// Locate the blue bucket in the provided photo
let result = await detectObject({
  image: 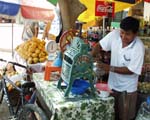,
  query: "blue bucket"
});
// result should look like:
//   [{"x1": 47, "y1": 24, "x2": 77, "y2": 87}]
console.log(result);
[{"x1": 71, "y1": 79, "x2": 90, "y2": 95}]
